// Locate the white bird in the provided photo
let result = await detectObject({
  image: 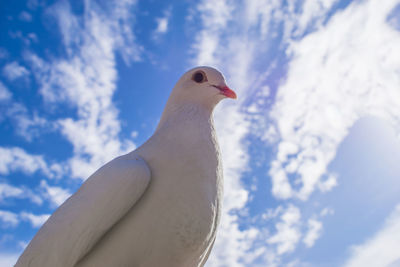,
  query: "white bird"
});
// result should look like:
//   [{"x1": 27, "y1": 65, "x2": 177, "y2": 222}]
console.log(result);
[{"x1": 16, "y1": 66, "x2": 237, "y2": 267}]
